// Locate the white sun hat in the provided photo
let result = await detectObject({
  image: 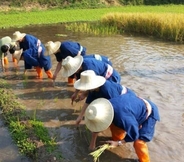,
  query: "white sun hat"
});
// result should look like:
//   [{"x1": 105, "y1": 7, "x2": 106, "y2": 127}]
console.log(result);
[
  {"x1": 74, "y1": 70, "x2": 106, "y2": 91},
  {"x1": 12, "y1": 31, "x2": 26, "y2": 42},
  {"x1": 44, "y1": 41, "x2": 61, "y2": 56},
  {"x1": 12, "y1": 49, "x2": 23, "y2": 63},
  {"x1": 61, "y1": 55, "x2": 83, "y2": 77},
  {"x1": 85, "y1": 98, "x2": 114, "y2": 132}
]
